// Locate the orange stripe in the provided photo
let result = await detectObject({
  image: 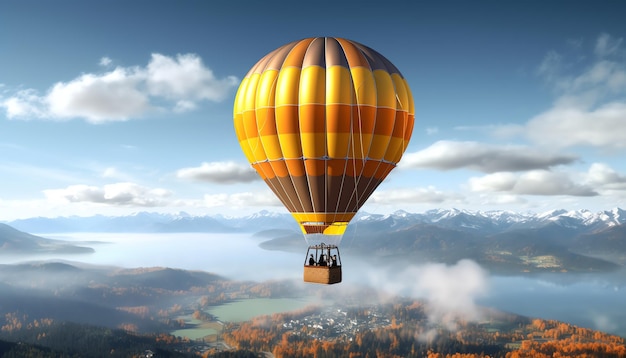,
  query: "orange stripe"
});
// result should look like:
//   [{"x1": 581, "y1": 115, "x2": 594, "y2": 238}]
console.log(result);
[
  {"x1": 326, "y1": 104, "x2": 352, "y2": 132},
  {"x1": 242, "y1": 110, "x2": 259, "y2": 139},
  {"x1": 282, "y1": 38, "x2": 314, "y2": 68},
  {"x1": 327, "y1": 159, "x2": 346, "y2": 176},
  {"x1": 304, "y1": 159, "x2": 325, "y2": 176},
  {"x1": 275, "y1": 106, "x2": 299, "y2": 134},
  {"x1": 256, "y1": 107, "x2": 277, "y2": 136},
  {"x1": 252, "y1": 162, "x2": 273, "y2": 179},
  {"x1": 373, "y1": 108, "x2": 396, "y2": 136},
  {"x1": 270, "y1": 160, "x2": 289, "y2": 177},
  {"x1": 362, "y1": 160, "x2": 380, "y2": 178},
  {"x1": 354, "y1": 105, "x2": 376, "y2": 133},
  {"x1": 285, "y1": 159, "x2": 306, "y2": 177},
  {"x1": 299, "y1": 104, "x2": 326, "y2": 133}
]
